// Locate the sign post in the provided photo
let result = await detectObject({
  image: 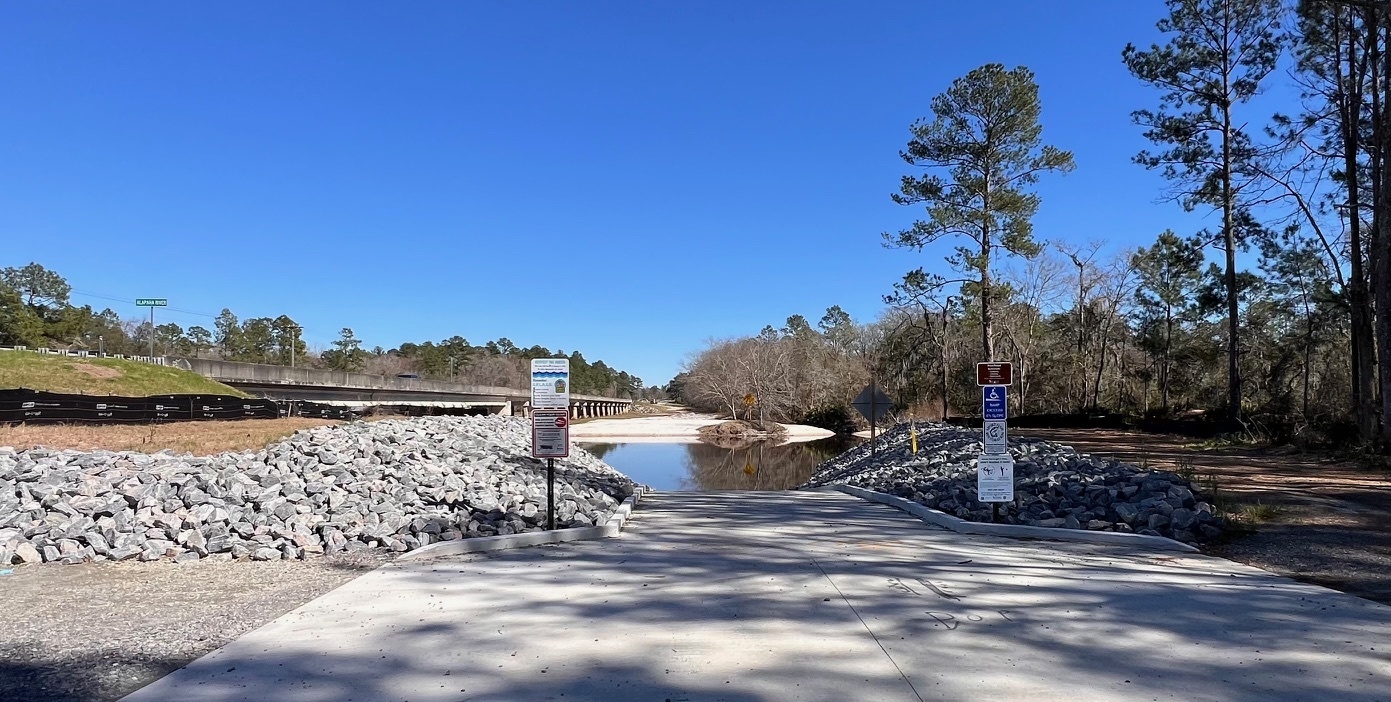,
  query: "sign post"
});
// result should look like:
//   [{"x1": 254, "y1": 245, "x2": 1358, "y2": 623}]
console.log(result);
[
  {"x1": 136, "y1": 298, "x2": 168, "y2": 357},
  {"x1": 530, "y1": 359, "x2": 571, "y2": 530},
  {"x1": 851, "y1": 382, "x2": 893, "y2": 455},
  {"x1": 976, "y1": 361, "x2": 1014, "y2": 522}
]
